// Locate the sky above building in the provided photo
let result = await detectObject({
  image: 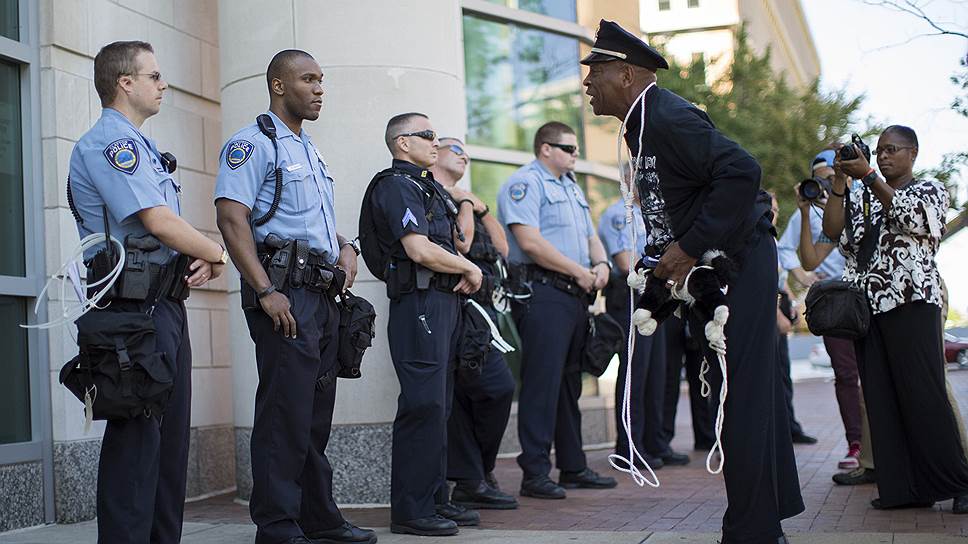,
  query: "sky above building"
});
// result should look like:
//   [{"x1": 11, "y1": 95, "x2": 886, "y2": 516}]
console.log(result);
[
  {"x1": 802, "y1": 0, "x2": 967, "y2": 201},
  {"x1": 802, "y1": 0, "x2": 968, "y2": 318}
]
